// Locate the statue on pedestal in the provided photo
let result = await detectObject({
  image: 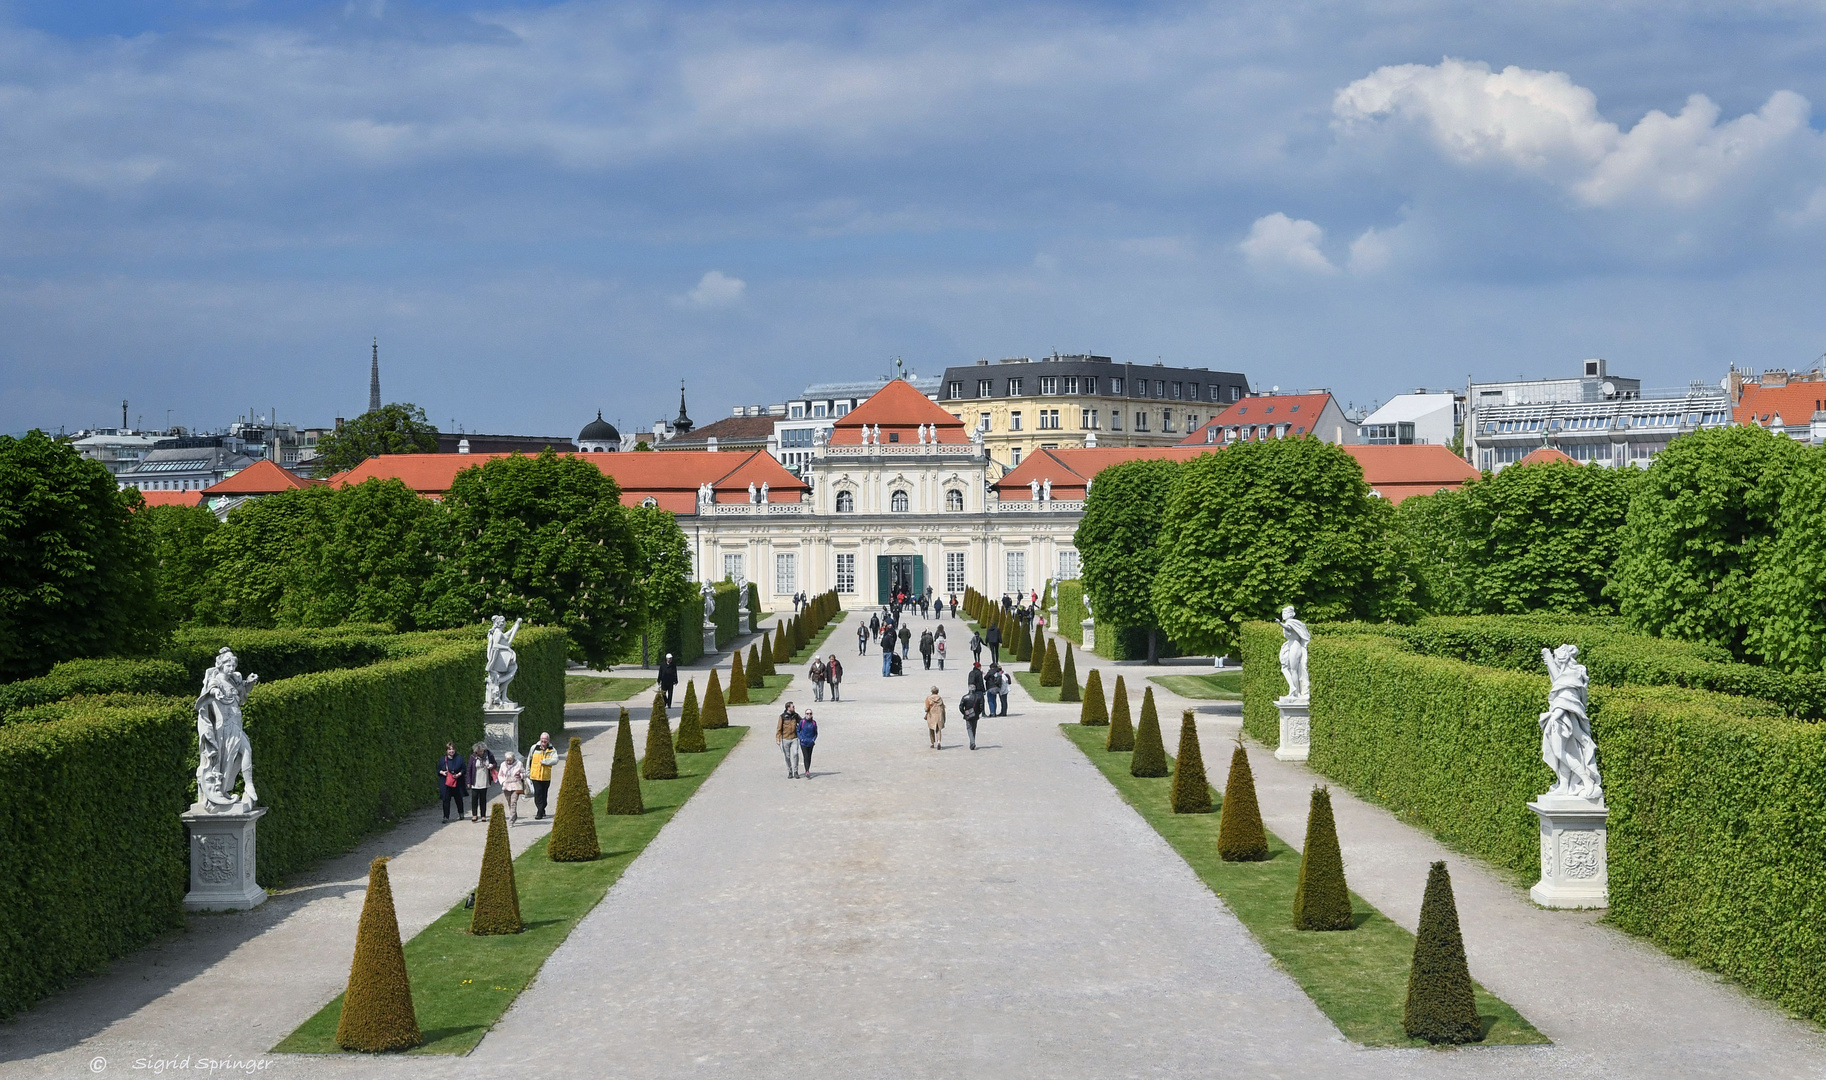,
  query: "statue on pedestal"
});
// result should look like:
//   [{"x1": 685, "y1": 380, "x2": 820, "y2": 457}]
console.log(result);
[
  {"x1": 1540, "y1": 645, "x2": 1602, "y2": 801},
  {"x1": 485, "y1": 615, "x2": 522, "y2": 709},
  {"x1": 1030, "y1": 479, "x2": 1041, "y2": 502},
  {"x1": 702, "y1": 581, "x2": 717, "y2": 623},
  {"x1": 1278, "y1": 606, "x2": 1310, "y2": 701},
  {"x1": 195, "y1": 648, "x2": 258, "y2": 812},
  {"x1": 760, "y1": 481, "x2": 769, "y2": 504},
  {"x1": 1041, "y1": 478, "x2": 1052, "y2": 502}
]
